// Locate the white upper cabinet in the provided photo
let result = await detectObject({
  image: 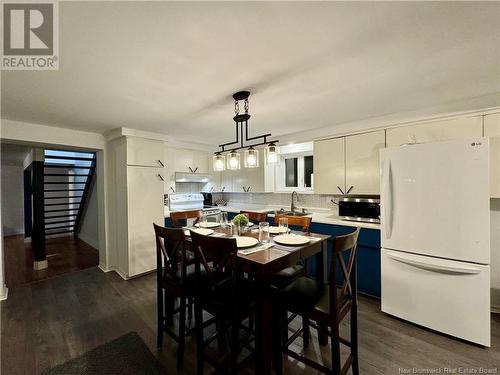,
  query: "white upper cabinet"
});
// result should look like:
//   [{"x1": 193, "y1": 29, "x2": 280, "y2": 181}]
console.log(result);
[
  {"x1": 345, "y1": 130, "x2": 385, "y2": 194},
  {"x1": 484, "y1": 113, "x2": 500, "y2": 198},
  {"x1": 219, "y1": 152, "x2": 266, "y2": 193},
  {"x1": 314, "y1": 137, "x2": 345, "y2": 194},
  {"x1": 386, "y1": 116, "x2": 482, "y2": 147},
  {"x1": 192, "y1": 150, "x2": 209, "y2": 174},
  {"x1": 126, "y1": 137, "x2": 164, "y2": 168}
]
